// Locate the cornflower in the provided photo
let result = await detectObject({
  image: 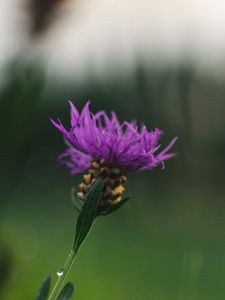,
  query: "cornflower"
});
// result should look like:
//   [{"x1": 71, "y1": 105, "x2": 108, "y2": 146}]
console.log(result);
[{"x1": 51, "y1": 101, "x2": 177, "y2": 213}]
